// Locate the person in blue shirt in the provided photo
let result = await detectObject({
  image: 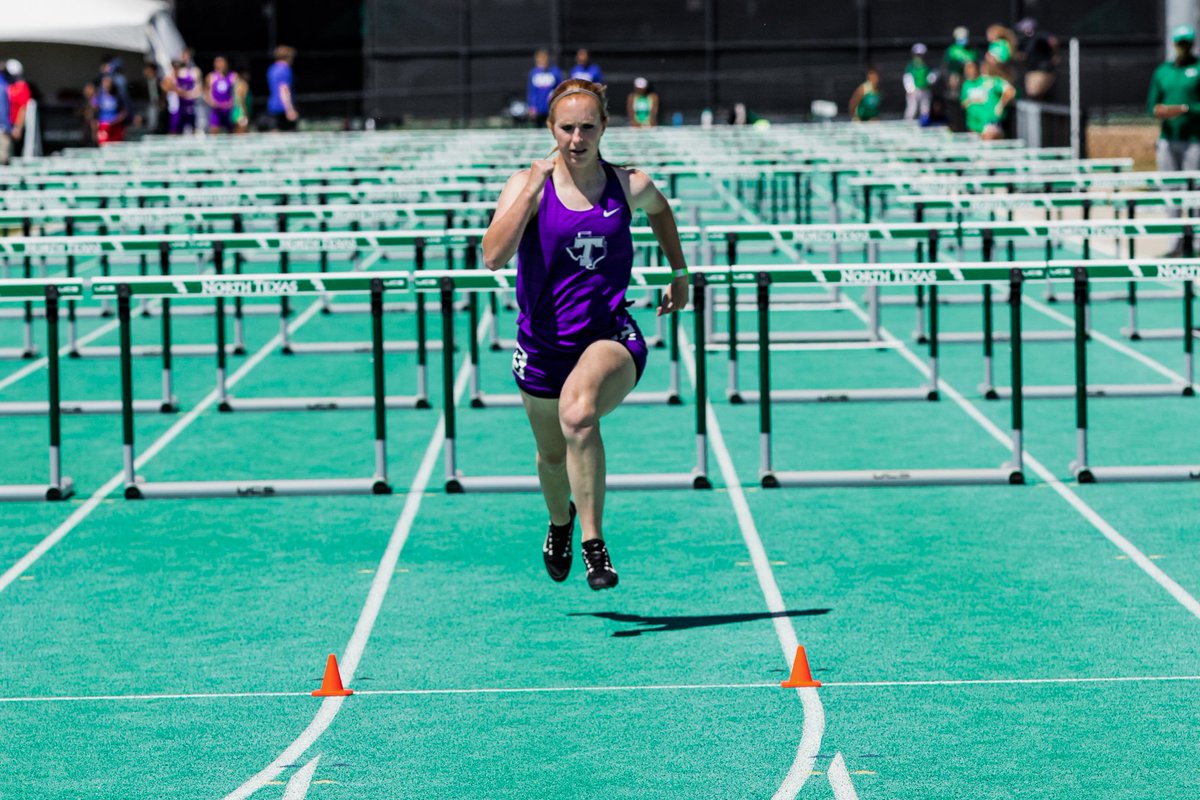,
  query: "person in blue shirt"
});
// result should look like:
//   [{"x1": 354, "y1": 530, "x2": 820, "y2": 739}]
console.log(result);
[
  {"x1": 91, "y1": 73, "x2": 128, "y2": 145},
  {"x1": 265, "y1": 45, "x2": 298, "y2": 132},
  {"x1": 569, "y1": 49, "x2": 602, "y2": 84},
  {"x1": 526, "y1": 49, "x2": 562, "y2": 126}
]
